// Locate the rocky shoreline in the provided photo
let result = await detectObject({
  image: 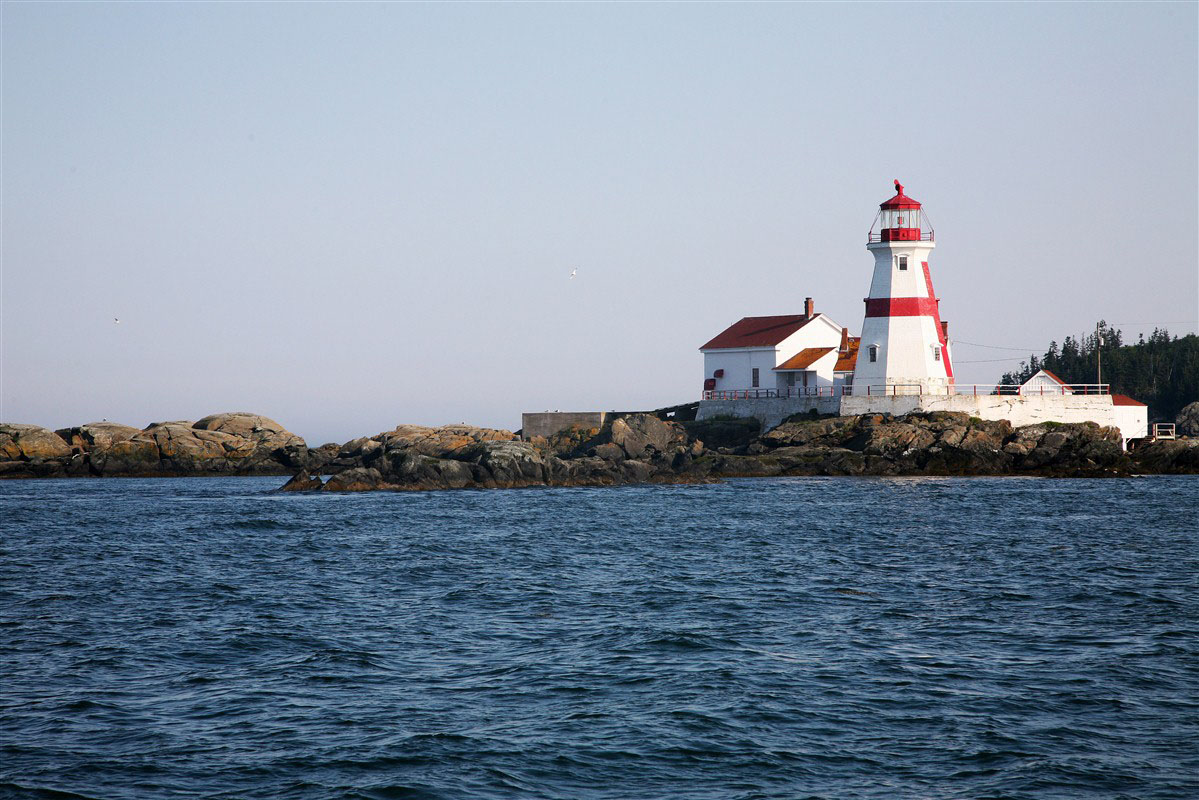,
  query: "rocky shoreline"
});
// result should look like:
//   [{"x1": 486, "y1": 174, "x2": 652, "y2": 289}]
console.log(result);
[
  {"x1": 3, "y1": 409, "x2": 1197, "y2": 487},
  {"x1": 0, "y1": 413, "x2": 310, "y2": 479}
]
